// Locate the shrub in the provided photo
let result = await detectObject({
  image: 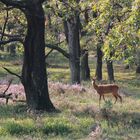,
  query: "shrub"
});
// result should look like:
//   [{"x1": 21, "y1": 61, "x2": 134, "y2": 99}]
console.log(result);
[
  {"x1": 3, "y1": 120, "x2": 36, "y2": 135},
  {"x1": 43, "y1": 118, "x2": 72, "y2": 135}
]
